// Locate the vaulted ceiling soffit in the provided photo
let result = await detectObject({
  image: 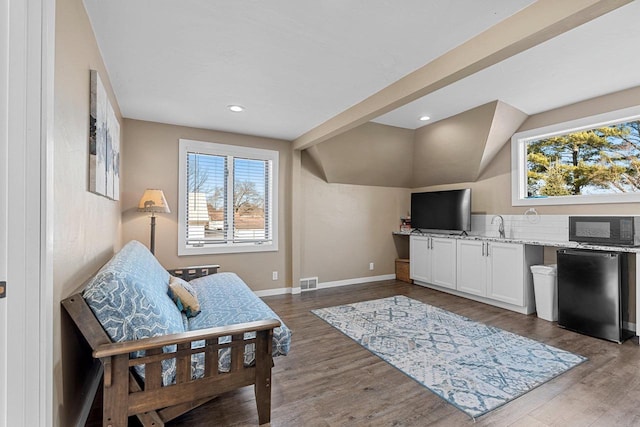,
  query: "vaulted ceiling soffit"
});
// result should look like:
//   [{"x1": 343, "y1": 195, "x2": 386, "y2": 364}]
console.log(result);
[
  {"x1": 307, "y1": 100, "x2": 526, "y2": 188},
  {"x1": 412, "y1": 100, "x2": 527, "y2": 187}
]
